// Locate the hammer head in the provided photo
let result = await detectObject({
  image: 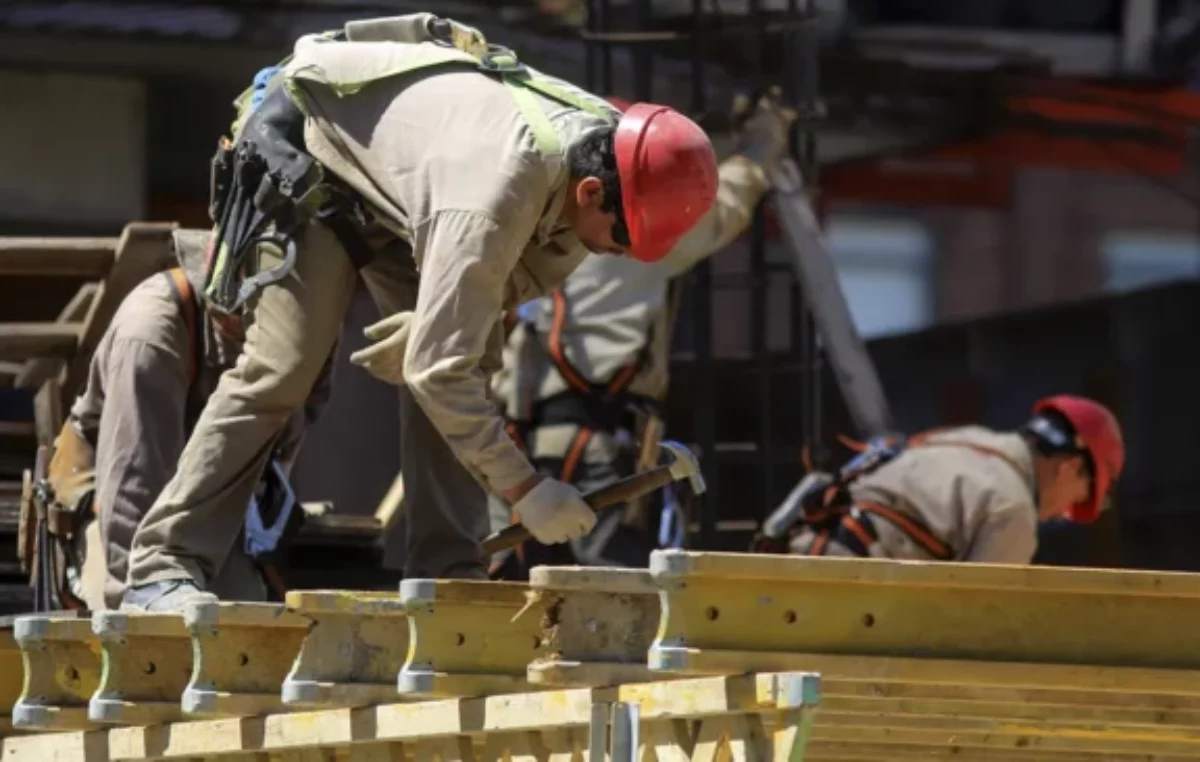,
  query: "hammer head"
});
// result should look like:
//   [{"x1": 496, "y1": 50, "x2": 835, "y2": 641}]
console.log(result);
[{"x1": 660, "y1": 440, "x2": 706, "y2": 495}]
